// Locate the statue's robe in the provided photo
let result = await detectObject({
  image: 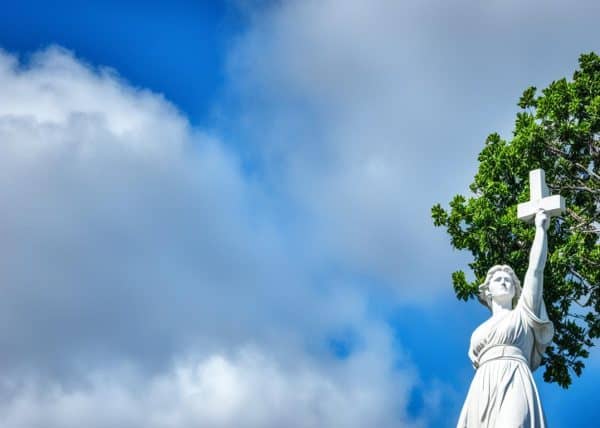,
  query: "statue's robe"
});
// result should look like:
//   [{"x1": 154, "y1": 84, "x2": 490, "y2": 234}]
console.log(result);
[{"x1": 457, "y1": 297, "x2": 554, "y2": 428}]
